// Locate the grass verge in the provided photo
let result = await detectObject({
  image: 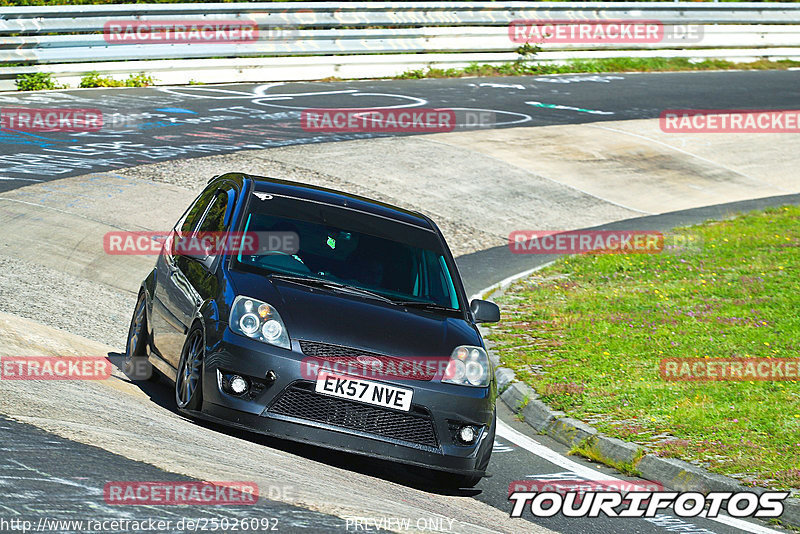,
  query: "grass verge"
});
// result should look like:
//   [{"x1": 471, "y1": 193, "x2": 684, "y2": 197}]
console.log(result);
[
  {"x1": 13, "y1": 57, "x2": 800, "y2": 92},
  {"x1": 486, "y1": 206, "x2": 800, "y2": 491},
  {"x1": 395, "y1": 57, "x2": 800, "y2": 79},
  {"x1": 79, "y1": 72, "x2": 155, "y2": 88},
  {"x1": 569, "y1": 440, "x2": 646, "y2": 478}
]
